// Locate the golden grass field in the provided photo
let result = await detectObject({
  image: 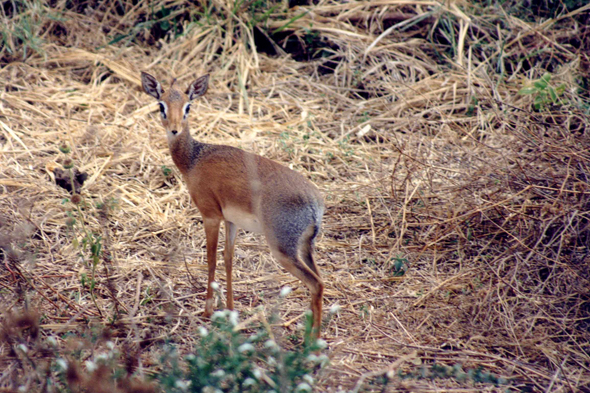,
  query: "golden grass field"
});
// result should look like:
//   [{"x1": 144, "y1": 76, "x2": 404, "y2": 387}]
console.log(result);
[{"x1": 1, "y1": 1, "x2": 589, "y2": 391}]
